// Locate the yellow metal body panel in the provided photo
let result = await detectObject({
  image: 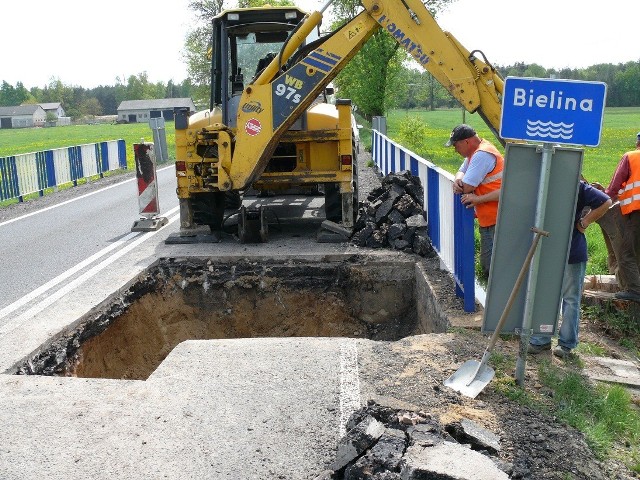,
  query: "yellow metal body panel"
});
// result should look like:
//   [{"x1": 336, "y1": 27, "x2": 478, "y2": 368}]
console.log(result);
[{"x1": 228, "y1": 13, "x2": 378, "y2": 191}]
